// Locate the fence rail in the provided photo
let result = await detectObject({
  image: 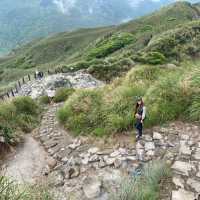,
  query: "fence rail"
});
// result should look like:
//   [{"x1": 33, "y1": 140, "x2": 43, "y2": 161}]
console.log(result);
[{"x1": 0, "y1": 68, "x2": 64, "y2": 102}]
